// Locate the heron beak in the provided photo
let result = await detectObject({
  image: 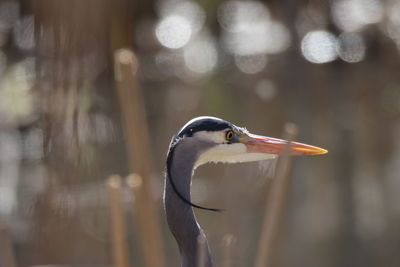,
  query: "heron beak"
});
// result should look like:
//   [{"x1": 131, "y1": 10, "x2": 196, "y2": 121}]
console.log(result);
[{"x1": 240, "y1": 133, "x2": 328, "y2": 156}]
